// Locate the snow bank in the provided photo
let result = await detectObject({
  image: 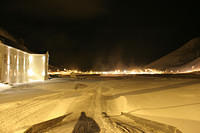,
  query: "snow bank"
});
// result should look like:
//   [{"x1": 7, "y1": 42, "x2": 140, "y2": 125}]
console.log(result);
[{"x1": 0, "y1": 83, "x2": 11, "y2": 92}]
